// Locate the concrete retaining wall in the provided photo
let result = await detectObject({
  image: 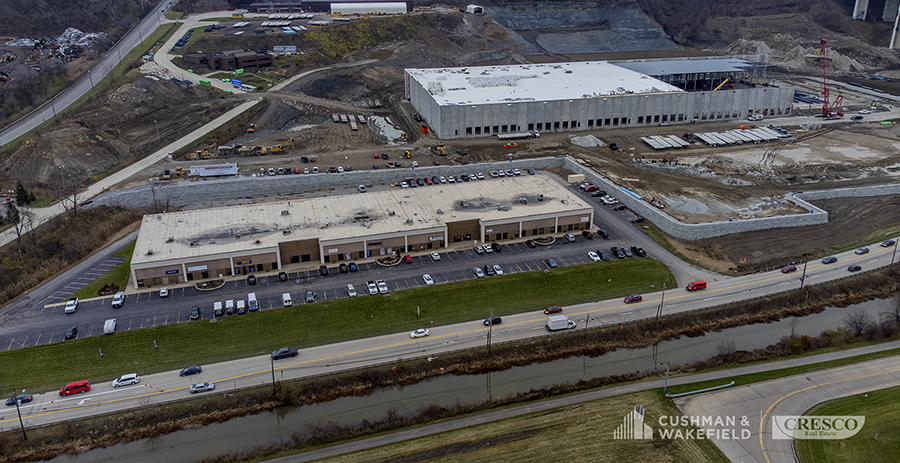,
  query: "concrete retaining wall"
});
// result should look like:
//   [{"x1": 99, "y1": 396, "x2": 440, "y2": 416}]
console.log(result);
[{"x1": 89, "y1": 155, "x2": 898, "y2": 241}]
